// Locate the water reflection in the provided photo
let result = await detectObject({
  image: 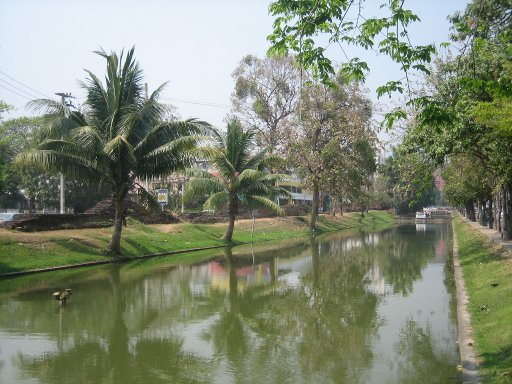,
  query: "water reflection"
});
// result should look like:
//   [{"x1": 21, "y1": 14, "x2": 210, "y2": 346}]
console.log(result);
[
  {"x1": 0, "y1": 223, "x2": 460, "y2": 383},
  {"x1": 395, "y1": 319, "x2": 460, "y2": 384}
]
